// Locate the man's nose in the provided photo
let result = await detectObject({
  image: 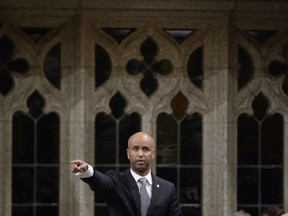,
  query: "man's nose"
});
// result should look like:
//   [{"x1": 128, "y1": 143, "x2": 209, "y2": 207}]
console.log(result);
[{"x1": 138, "y1": 149, "x2": 144, "y2": 156}]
